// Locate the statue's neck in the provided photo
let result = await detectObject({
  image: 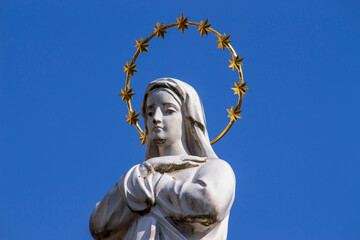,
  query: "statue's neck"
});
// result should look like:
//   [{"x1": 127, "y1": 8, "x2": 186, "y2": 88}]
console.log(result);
[{"x1": 157, "y1": 139, "x2": 189, "y2": 156}]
